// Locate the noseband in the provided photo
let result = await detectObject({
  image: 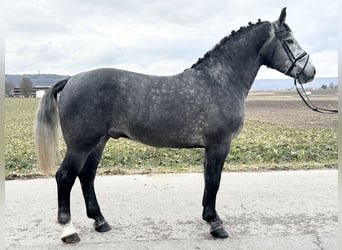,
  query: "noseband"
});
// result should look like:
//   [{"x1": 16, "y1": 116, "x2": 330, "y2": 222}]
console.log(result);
[{"x1": 275, "y1": 26, "x2": 338, "y2": 114}]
